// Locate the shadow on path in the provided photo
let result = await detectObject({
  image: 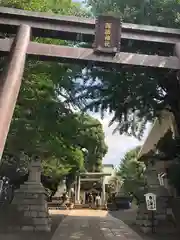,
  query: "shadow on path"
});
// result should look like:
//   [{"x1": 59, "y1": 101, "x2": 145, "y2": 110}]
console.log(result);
[
  {"x1": 0, "y1": 209, "x2": 69, "y2": 240},
  {"x1": 109, "y1": 209, "x2": 179, "y2": 240}
]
